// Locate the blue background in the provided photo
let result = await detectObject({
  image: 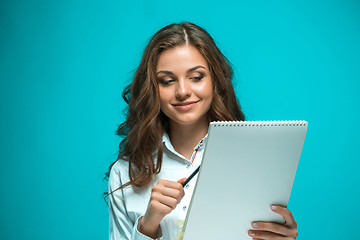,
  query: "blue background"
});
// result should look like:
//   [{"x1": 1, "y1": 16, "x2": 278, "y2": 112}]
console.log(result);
[{"x1": 1, "y1": 0, "x2": 359, "y2": 239}]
